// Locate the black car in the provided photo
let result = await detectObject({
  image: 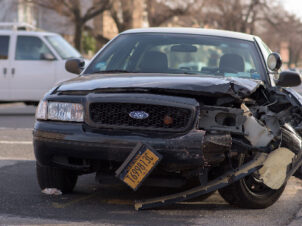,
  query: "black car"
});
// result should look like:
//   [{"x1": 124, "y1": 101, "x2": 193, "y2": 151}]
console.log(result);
[{"x1": 34, "y1": 28, "x2": 302, "y2": 210}]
